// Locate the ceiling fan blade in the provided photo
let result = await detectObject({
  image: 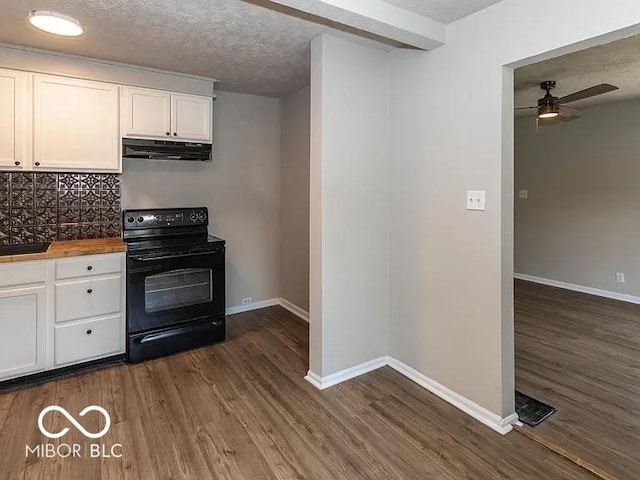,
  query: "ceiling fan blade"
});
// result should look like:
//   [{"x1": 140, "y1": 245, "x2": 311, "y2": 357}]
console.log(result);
[
  {"x1": 514, "y1": 106, "x2": 537, "y2": 110},
  {"x1": 557, "y1": 83, "x2": 618, "y2": 104},
  {"x1": 559, "y1": 105, "x2": 581, "y2": 118}
]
